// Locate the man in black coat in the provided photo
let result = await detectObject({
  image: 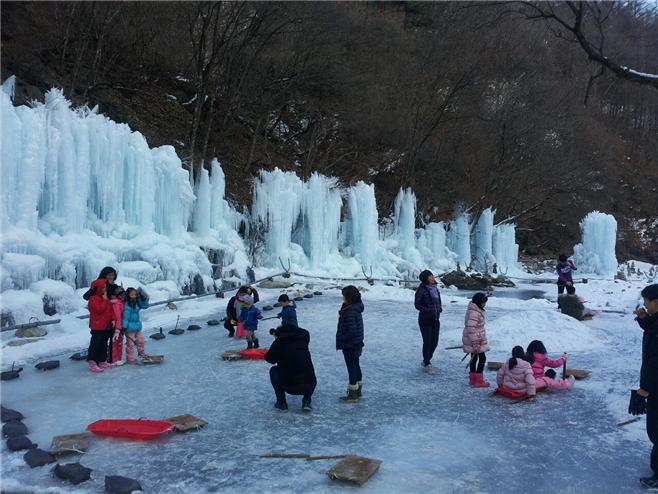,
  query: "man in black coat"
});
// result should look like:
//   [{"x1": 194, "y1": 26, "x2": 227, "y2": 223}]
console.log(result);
[
  {"x1": 415, "y1": 269, "x2": 442, "y2": 374},
  {"x1": 632, "y1": 284, "x2": 658, "y2": 489},
  {"x1": 264, "y1": 325, "x2": 317, "y2": 412}
]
